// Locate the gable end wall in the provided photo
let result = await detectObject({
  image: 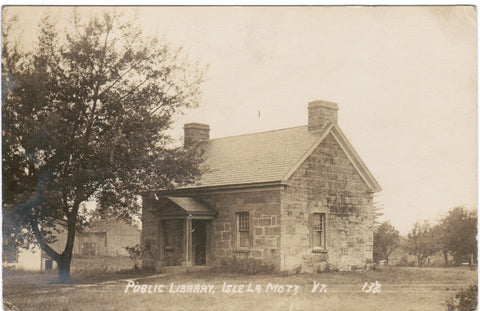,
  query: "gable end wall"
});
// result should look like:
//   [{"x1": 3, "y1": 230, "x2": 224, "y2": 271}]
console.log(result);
[{"x1": 280, "y1": 133, "x2": 374, "y2": 272}]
